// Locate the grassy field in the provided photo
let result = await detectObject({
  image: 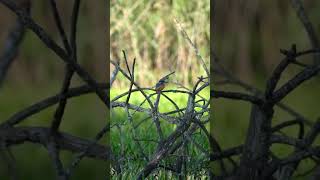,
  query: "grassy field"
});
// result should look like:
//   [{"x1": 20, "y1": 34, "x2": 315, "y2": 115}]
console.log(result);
[
  {"x1": 110, "y1": 86, "x2": 210, "y2": 179},
  {"x1": 111, "y1": 0, "x2": 210, "y2": 88}
]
